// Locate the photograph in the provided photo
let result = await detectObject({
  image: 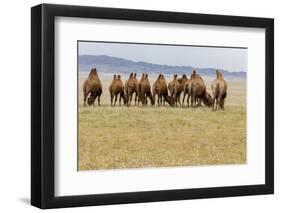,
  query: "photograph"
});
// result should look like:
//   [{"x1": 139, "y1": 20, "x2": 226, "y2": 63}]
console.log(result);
[
  {"x1": 30, "y1": 3, "x2": 274, "y2": 209},
  {"x1": 78, "y1": 41, "x2": 247, "y2": 171}
]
